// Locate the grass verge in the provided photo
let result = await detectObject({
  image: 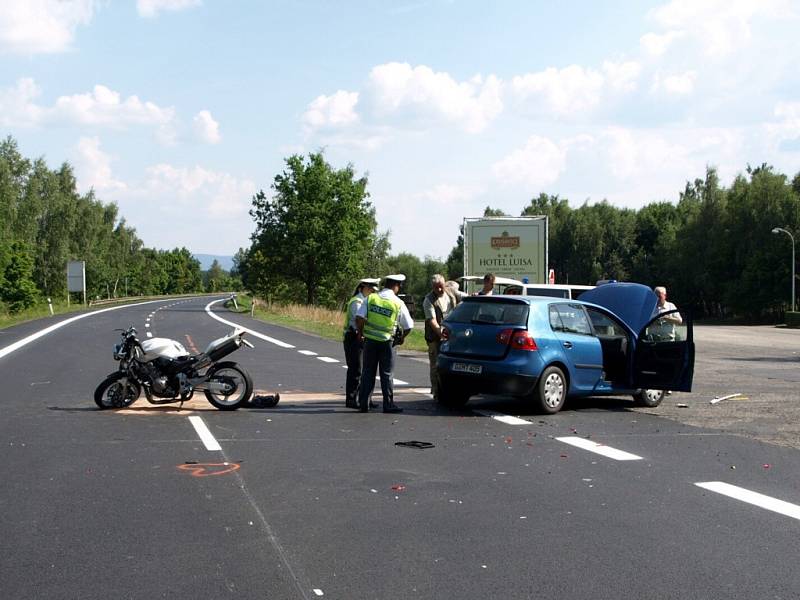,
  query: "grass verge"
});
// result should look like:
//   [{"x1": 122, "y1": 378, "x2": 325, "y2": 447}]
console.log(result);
[{"x1": 241, "y1": 295, "x2": 428, "y2": 352}]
